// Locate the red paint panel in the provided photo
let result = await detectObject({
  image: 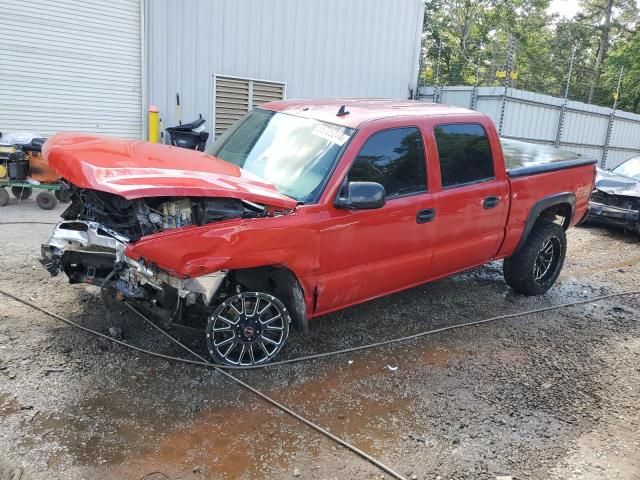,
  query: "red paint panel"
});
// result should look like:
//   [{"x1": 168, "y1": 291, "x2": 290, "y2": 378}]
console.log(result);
[
  {"x1": 43, "y1": 133, "x2": 297, "y2": 209},
  {"x1": 496, "y1": 164, "x2": 595, "y2": 258}
]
